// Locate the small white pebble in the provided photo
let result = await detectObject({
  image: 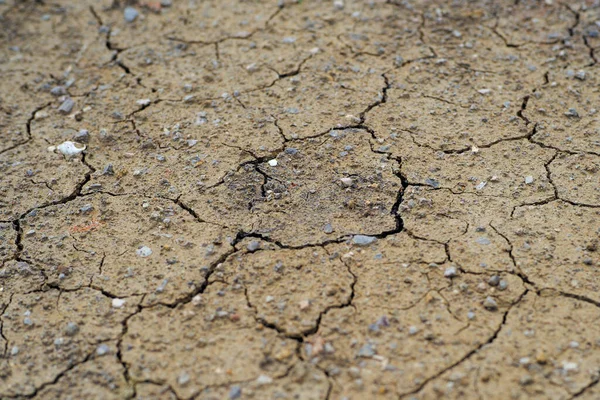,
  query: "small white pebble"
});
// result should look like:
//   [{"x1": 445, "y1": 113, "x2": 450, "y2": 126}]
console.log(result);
[
  {"x1": 136, "y1": 246, "x2": 152, "y2": 257},
  {"x1": 112, "y1": 298, "x2": 126, "y2": 308}
]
